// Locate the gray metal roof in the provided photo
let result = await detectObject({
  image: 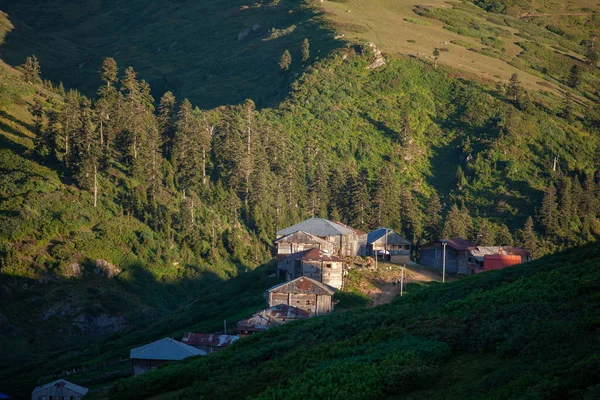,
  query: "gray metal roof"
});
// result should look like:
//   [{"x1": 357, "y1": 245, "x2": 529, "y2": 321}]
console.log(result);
[
  {"x1": 266, "y1": 276, "x2": 337, "y2": 296},
  {"x1": 276, "y1": 218, "x2": 355, "y2": 237},
  {"x1": 130, "y1": 337, "x2": 206, "y2": 361},
  {"x1": 367, "y1": 228, "x2": 410, "y2": 245},
  {"x1": 32, "y1": 379, "x2": 88, "y2": 396}
]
